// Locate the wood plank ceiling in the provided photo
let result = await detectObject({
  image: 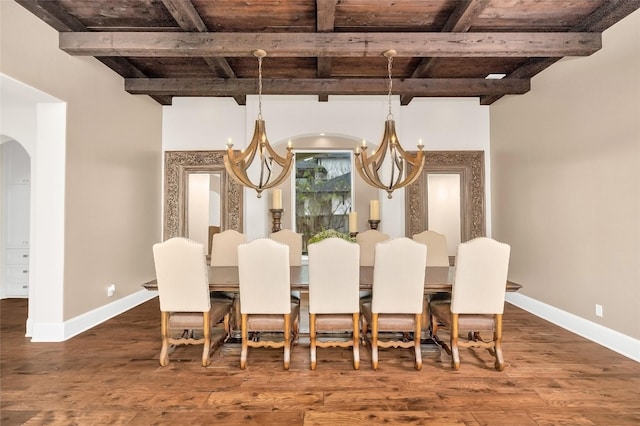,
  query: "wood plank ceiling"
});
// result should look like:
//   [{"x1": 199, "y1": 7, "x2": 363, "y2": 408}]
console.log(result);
[{"x1": 16, "y1": 0, "x2": 640, "y2": 106}]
